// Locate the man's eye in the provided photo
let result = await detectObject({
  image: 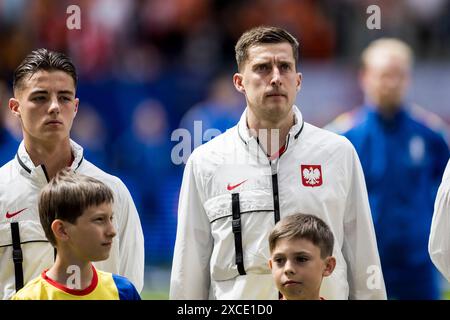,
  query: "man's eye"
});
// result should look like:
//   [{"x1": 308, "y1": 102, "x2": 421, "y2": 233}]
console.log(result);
[
  {"x1": 32, "y1": 96, "x2": 46, "y2": 102},
  {"x1": 296, "y1": 256, "x2": 308, "y2": 263},
  {"x1": 60, "y1": 96, "x2": 71, "y2": 102},
  {"x1": 256, "y1": 65, "x2": 269, "y2": 72},
  {"x1": 280, "y1": 64, "x2": 291, "y2": 71}
]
